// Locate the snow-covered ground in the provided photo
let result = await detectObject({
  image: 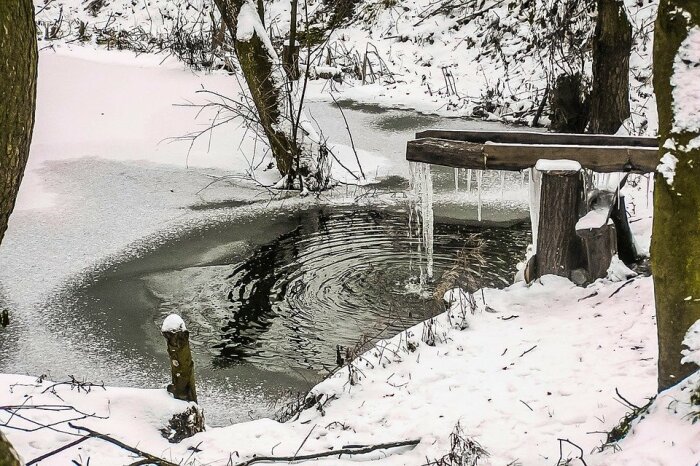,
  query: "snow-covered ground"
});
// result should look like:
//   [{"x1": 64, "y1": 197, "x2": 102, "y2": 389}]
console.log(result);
[{"x1": 3, "y1": 272, "x2": 699, "y2": 465}]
